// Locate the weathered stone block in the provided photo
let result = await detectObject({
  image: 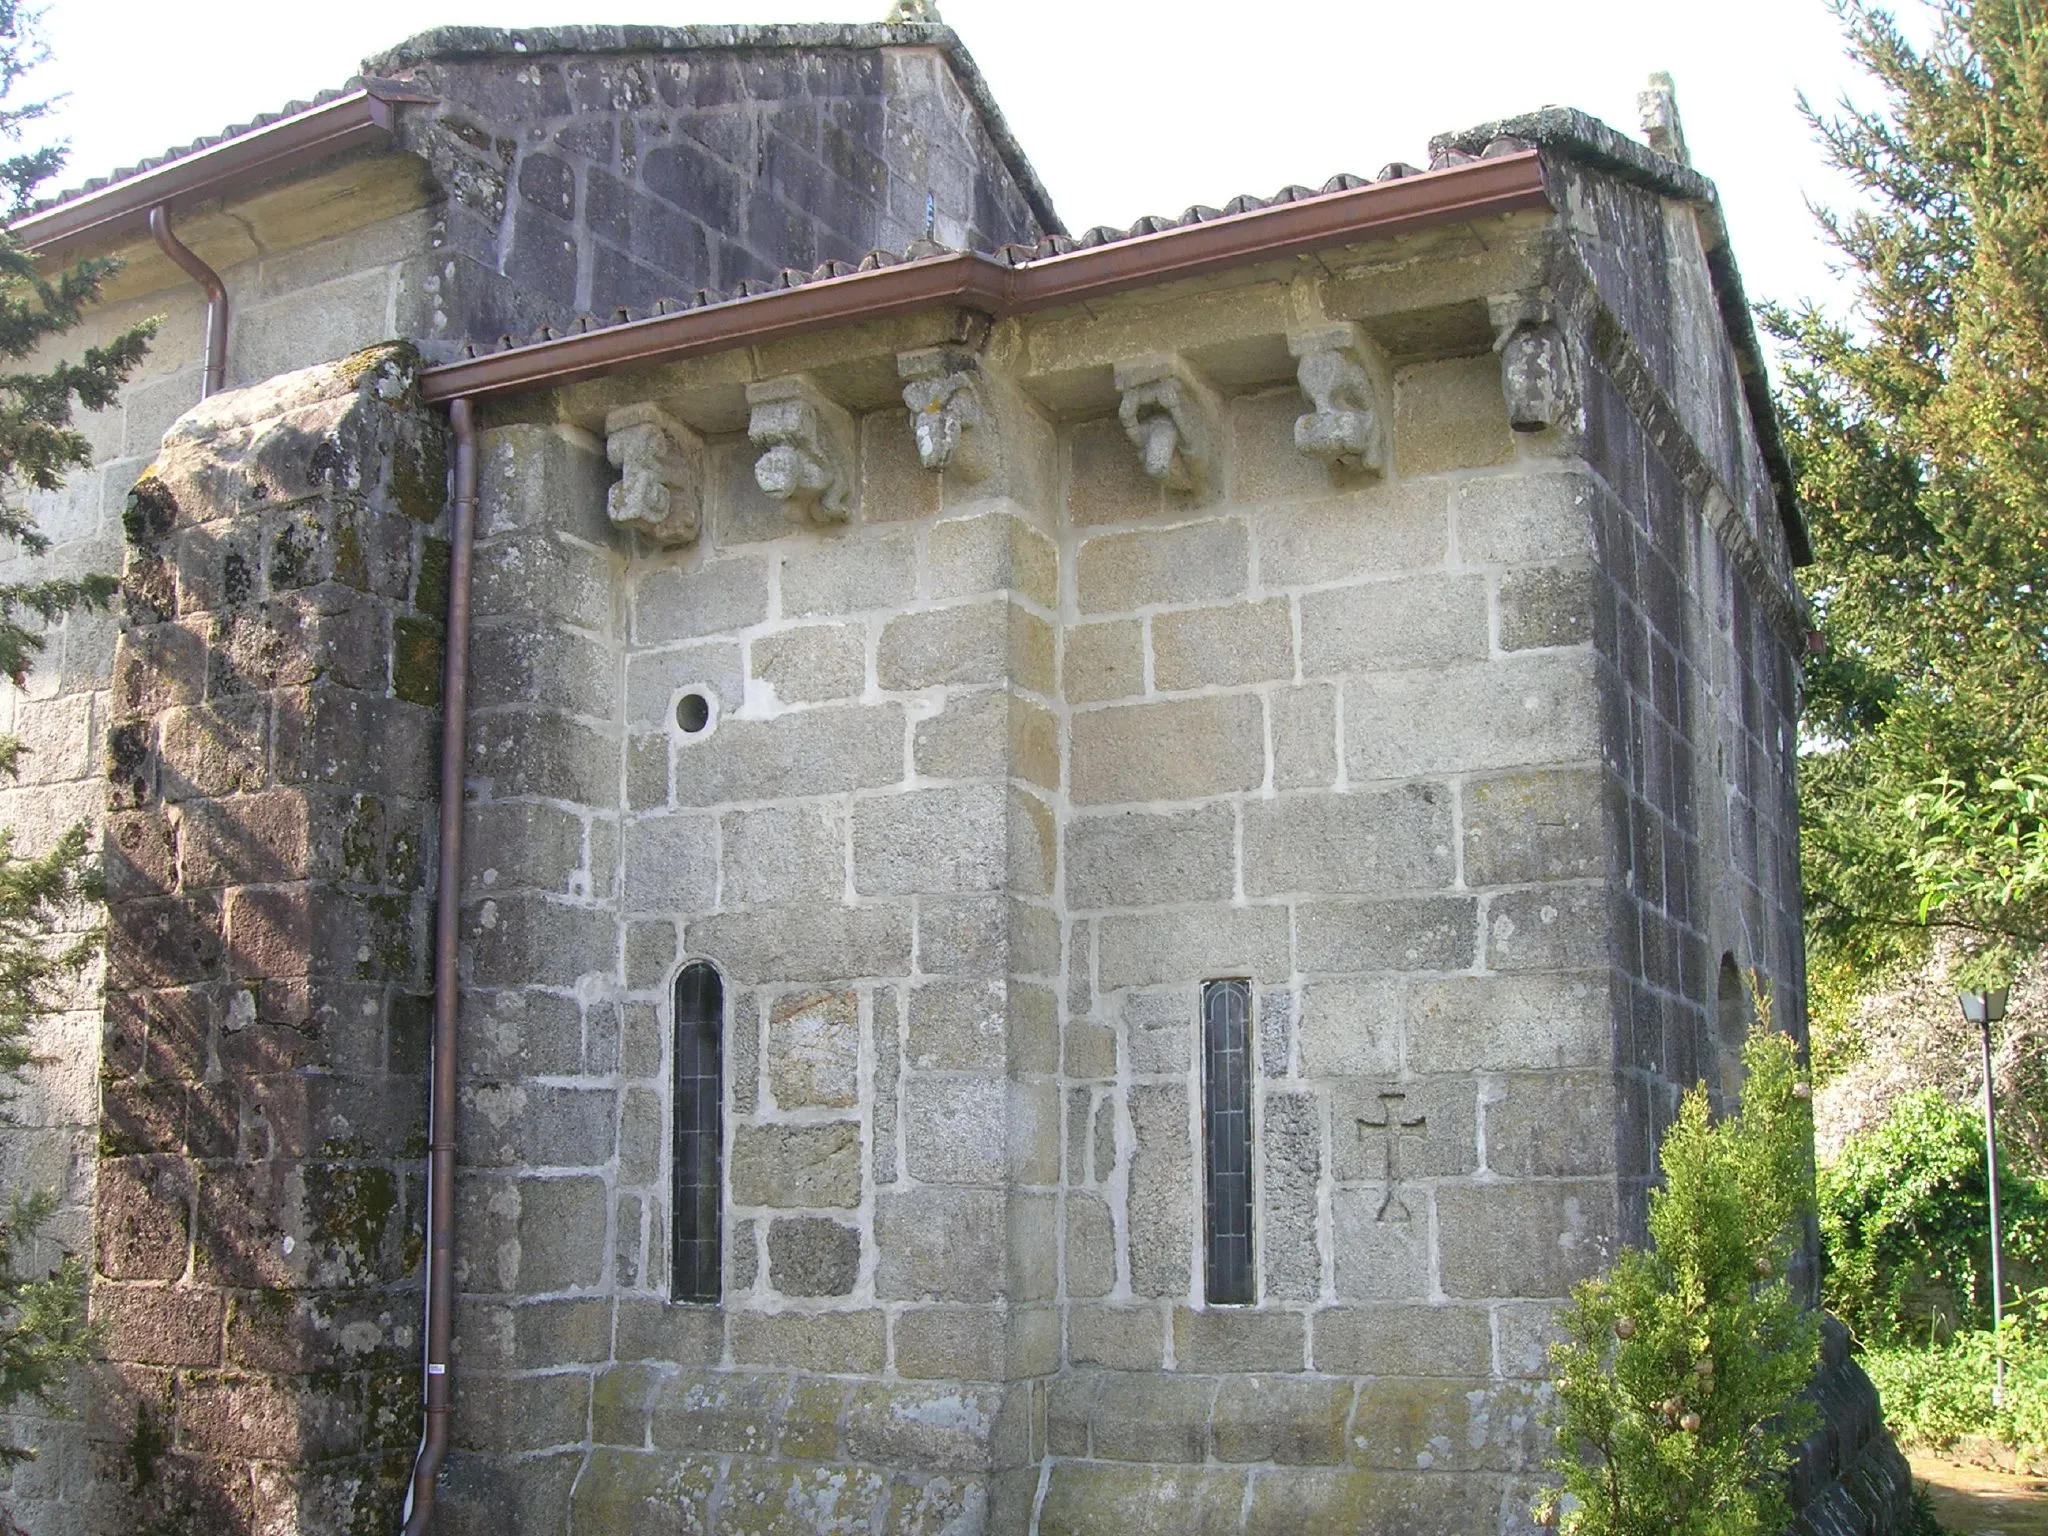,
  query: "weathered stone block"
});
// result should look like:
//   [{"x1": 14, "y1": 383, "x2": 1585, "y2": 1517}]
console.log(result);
[
  {"x1": 1152, "y1": 597, "x2": 1294, "y2": 690},
  {"x1": 1172, "y1": 1307, "x2": 1305, "y2": 1372},
  {"x1": 1330, "y1": 1188, "x2": 1432, "y2": 1300},
  {"x1": 1462, "y1": 767, "x2": 1607, "y2": 888},
  {"x1": 1407, "y1": 972, "x2": 1611, "y2": 1073},
  {"x1": 926, "y1": 510, "x2": 1058, "y2": 610},
  {"x1": 893, "y1": 1306, "x2": 1005, "y2": 1381},
  {"x1": 1312, "y1": 1303, "x2": 1492, "y2": 1376},
  {"x1": 1344, "y1": 652, "x2": 1600, "y2": 780},
  {"x1": 622, "y1": 812, "x2": 718, "y2": 913},
  {"x1": 673, "y1": 701, "x2": 905, "y2": 806},
  {"x1": 903, "y1": 1074, "x2": 1005, "y2": 1185},
  {"x1": 1436, "y1": 1180, "x2": 1616, "y2": 1298},
  {"x1": 1127, "y1": 1083, "x2": 1192, "y2": 1299},
  {"x1": 766, "y1": 989, "x2": 860, "y2": 1109},
  {"x1": 780, "y1": 532, "x2": 916, "y2": 617},
  {"x1": 1455, "y1": 470, "x2": 1599, "y2": 566},
  {"x1": 906, "y1": 978, "x2": 1004, "y2": 1072},
  {"x1": 1349, "y1": 1377, "x2": 1548, "y2": 1473},
  {"x1": 842, "y1": 1381, "x2": 999, "y2": 1472},
  {"x1": 1486, "y1": 882, "x2": 1613, "y2": 971},
  {"x1": 1075, "y1": 519, "x2": 1248, "y2": 614},
  {"x1": 1091, "y1": 1372, "x2": 1217, "y2": 1463},
  {"x1": 1242, "y1": 784, "x2": 1453, "y2": 897},
  {"x1": 1296, "y1": 896, "x2": 1477, "y2": 973},
  {"x1": 1299, "y1": 574, "x2": 1489, "y2": 675},
  {"x1": 1038, "y1": 1463, "x2": 1247, "y2": 1536},
  {"x1": 1256, "y1": 480, "x2": 1450, "y2": 587},
  {"x1": 730, "y1": 1121, "x2": 862, "y2": 1208},
  {"x1": 1501, "y1": 564, "x2": 1595, "y2": 650},
  {"x1": 767, "y1": 1215, "x2": 862, "y2": 1296},
  {"x1": 1211, "y1": 1375, "x2": 1353, "y2": 1465},
  {"x1": 876, "y1": 1186, "x2": 1004, "y2": 1302},
  {"x1": 1065, "y1": 1195, "x2": 1117, "y2": 1300},
  {"x1": 1483, "y1": 1072, "x2": 1618, "y2": 1177},
  {"x1": 1072, "y1": 693, "x2": 1263, "y2": 806},
  {"x1": 1294, "y1": 977, "x2": 1401, "y2": 1077},
  {"x1": 568, "y1": 1447, "x2": 718, "y2": 1535},
  {"x1": 1065, "y1": 806, "x2": 1234, "y2": 911},
  {"x1": 729, "y1": 1308, "x2": 886, "y2": 1372},
  {"x1": 1065, "y1": 618, "x2": 1145, "y2": 704},
  {"x1": 1260, "y1": 1086, "x2": 1323, "y2": 1302},
  {"x1": 633, "y1": 554, "x2": 771, "y2": 644},
  {"x1": 1394, "y1": 355, "x2": 1516, "y2": 474},
  {"x1": 1098, "y1": 904, "x2": 1289, "y2": 992},
  {"x1": 752, "y1": 621, "x2": 867, "y2": 703},
  {"x1": 853, "y1": 783, "x2": 1007, "y2": 895},
  {"x1": 720, "y1": 802, "x2": 845, "y2": 908},
  {"x1": 1121, "y1": 988, "x2": 1194, "y2": 1075},
  {"x1": 686, "y1": 902, "x2": 911, "y2": 984}
]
